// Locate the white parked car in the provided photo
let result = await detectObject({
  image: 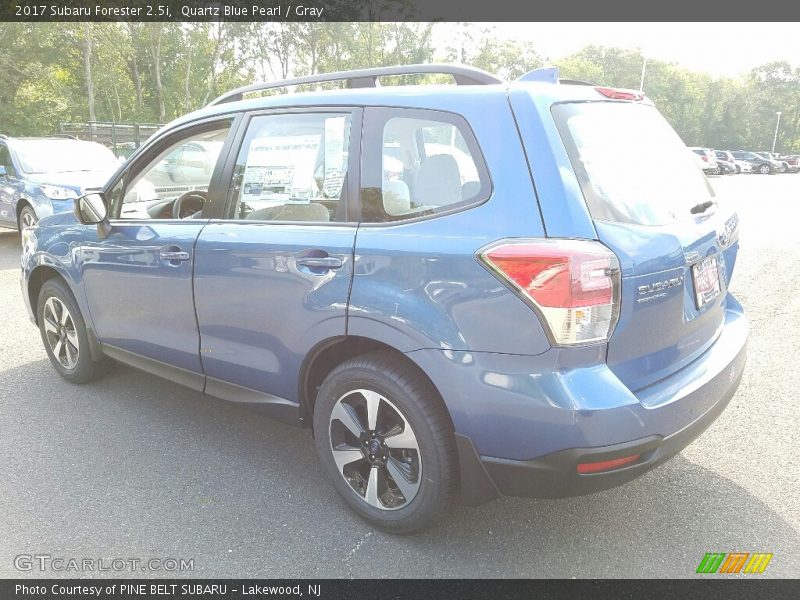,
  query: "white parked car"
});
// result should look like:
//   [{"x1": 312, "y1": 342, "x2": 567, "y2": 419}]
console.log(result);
[{"x1": 688, "y1": 147, "x2": 718, "y2": 174}]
